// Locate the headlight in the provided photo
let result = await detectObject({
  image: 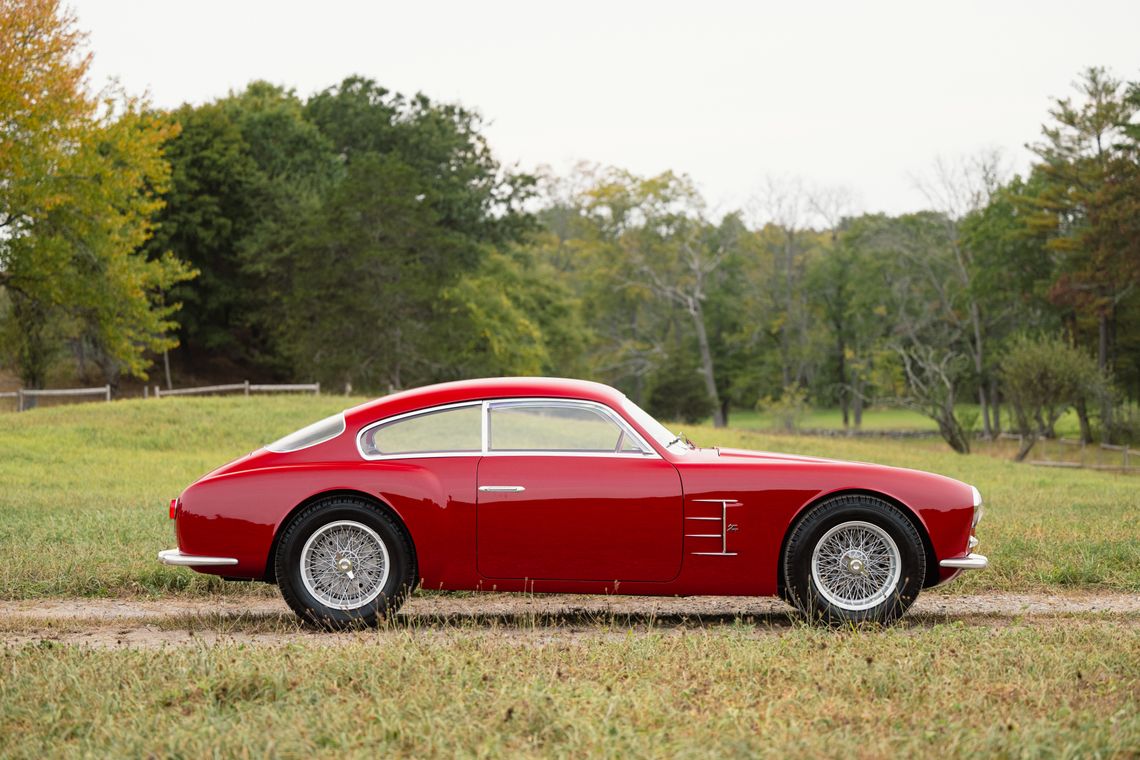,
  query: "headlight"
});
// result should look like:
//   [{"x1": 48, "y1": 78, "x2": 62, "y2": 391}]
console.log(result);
[{"x1": 970, "y1": 486, "x2": 983, "y2": 529}]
